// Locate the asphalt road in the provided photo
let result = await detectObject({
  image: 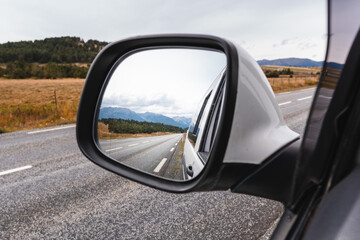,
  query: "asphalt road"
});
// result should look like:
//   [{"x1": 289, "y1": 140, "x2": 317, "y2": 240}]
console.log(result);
[
  {"x1": 276, "y1": 87, "x2": 315, "y2": 135},
  {"x1": 0, "y1": 88, "x2": 315, "y2": 239},
  {"x1": 99, "y1": 134, "x2": 183, "y2": 178}
]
